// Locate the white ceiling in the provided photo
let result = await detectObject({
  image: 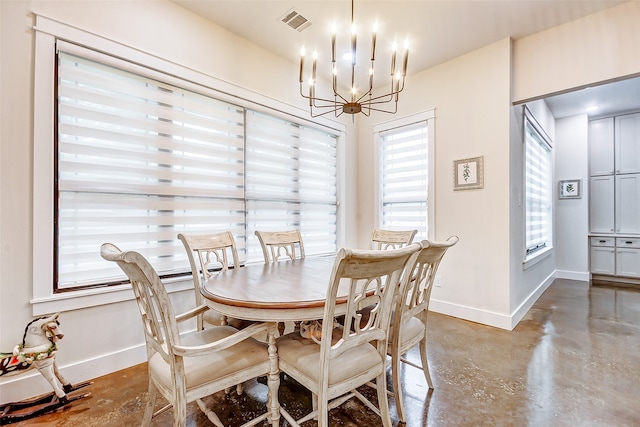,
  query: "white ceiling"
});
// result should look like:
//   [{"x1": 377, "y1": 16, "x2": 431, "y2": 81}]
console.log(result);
[{"x1": 171, "y1": 0, "x2": 639, "y2": 118}]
